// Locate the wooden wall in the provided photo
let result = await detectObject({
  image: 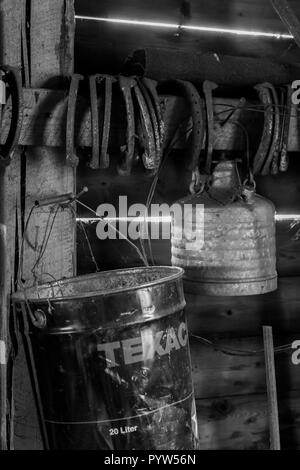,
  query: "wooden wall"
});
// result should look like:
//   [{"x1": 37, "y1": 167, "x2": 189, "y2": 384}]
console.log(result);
[
  {"x1": 5, "y1": 0, "x2": 300, "y2": 450},
  {"x1": 75, "y1": 0, "x2": 300, "y2": 75},
  {"x1": 72, "y1": 0, "x2": 300, "y2": 450}
]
